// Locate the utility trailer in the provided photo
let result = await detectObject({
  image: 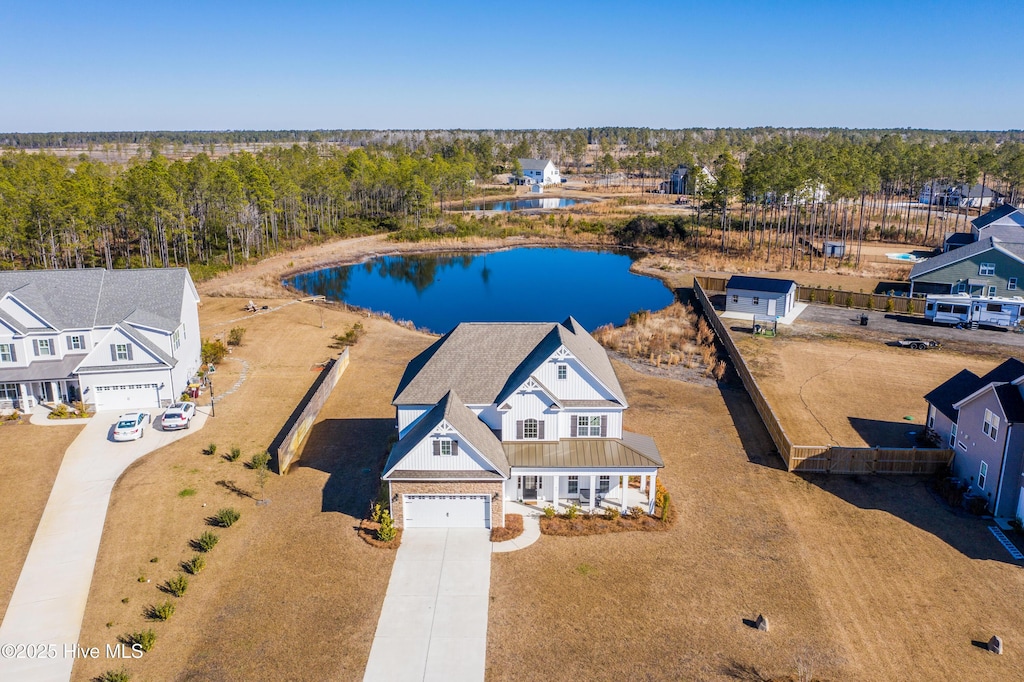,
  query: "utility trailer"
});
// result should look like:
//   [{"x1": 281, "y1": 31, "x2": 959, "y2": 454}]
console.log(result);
[{"x1": 924, "y1": 293, "x2": 1024, "y2": 329}]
